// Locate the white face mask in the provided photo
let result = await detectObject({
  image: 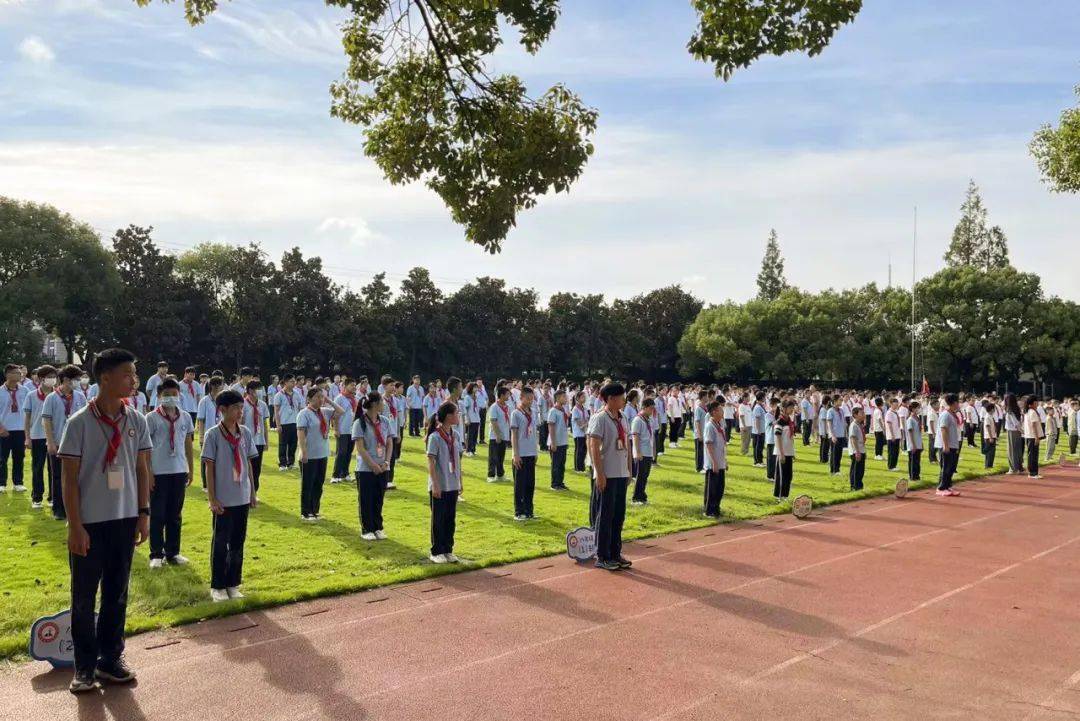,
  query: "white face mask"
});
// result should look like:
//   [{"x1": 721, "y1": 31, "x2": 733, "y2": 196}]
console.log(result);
[
  {"x1": 160, "y1": 396, "x2": 179, "y2": 408},
  {"x1": 42, "y1": 377, "x2": 57, "y2": 388},
  {"x1": 80, "y1": 378, "x2": 90, "y2": 388}
]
